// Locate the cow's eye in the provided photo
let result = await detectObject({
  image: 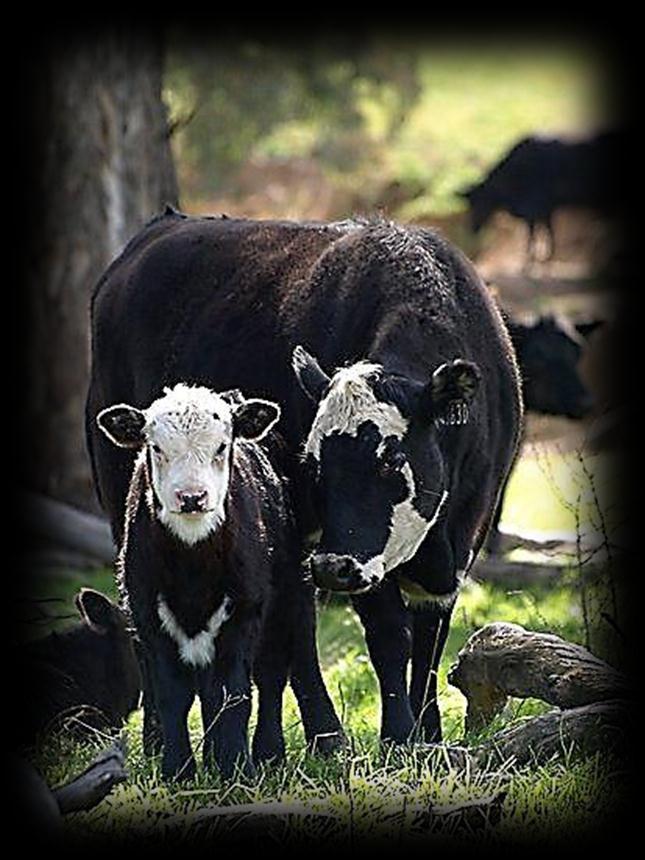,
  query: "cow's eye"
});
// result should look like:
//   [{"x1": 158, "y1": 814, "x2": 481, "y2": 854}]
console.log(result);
[
  {"x1": 213, "y1": 442, "x2": 227, "y2": 460},
  {"x1": 151, "y1": 443, "x2": 163, "y2": 457},
  {"x1": 379, "y1": 449, "x2": 406, "y2": 477}
]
